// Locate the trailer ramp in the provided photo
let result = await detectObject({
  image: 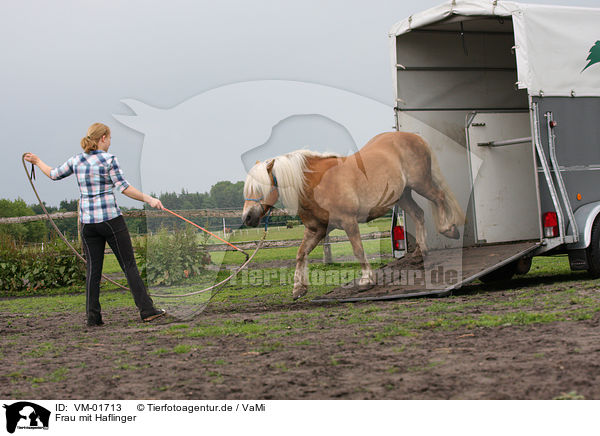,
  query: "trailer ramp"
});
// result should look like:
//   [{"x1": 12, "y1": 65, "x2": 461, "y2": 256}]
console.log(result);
[{"x1": 312, "y1": 241, "x2": 540, "y2": 303}]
